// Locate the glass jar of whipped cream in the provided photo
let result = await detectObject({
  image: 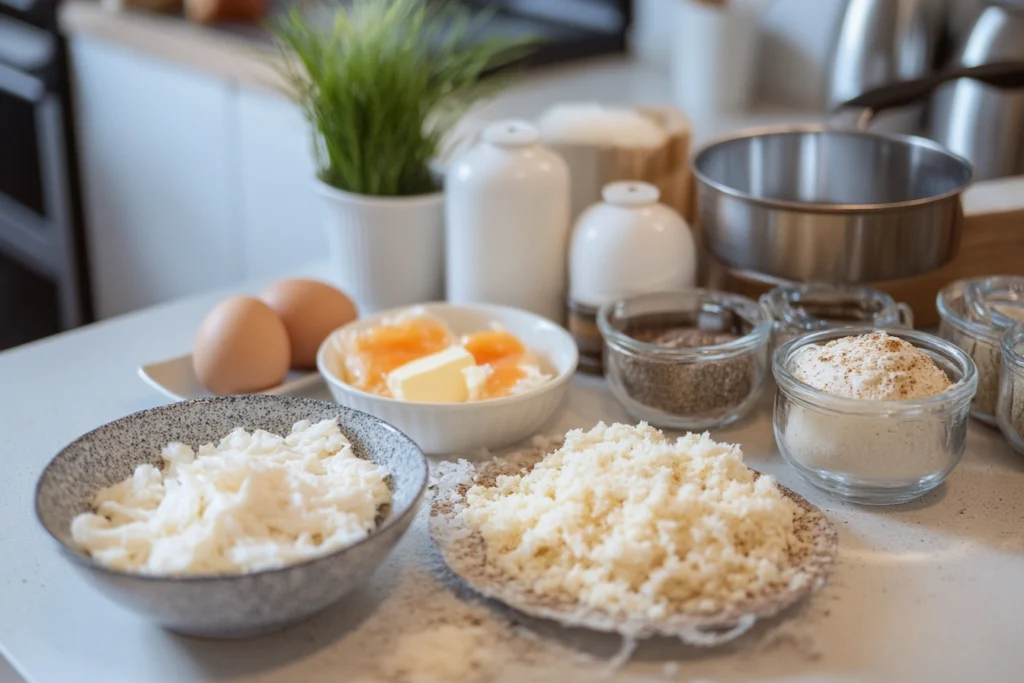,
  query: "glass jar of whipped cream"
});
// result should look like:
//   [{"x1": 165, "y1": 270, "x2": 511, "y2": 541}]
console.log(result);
[
  {"x1": 773, "y1": 328, "x2": 977, "y2": 505},
  {"x1": 760, "y1": 284, "x2": 913, "y2": 350}
]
